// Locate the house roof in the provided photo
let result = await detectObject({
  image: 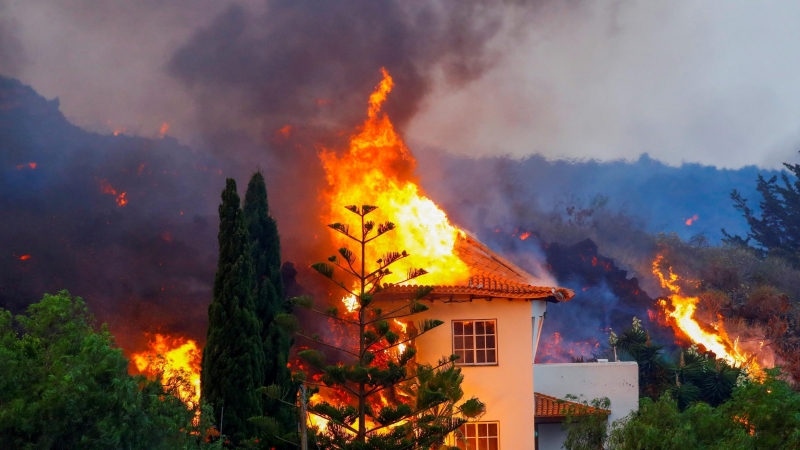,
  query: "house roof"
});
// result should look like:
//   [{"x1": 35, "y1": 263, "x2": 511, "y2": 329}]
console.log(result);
[
  {"x1": 375, "y1": 233, "x2": 574, "y2": 303},
  {"x1": 535, "y1": 392, "x2": 610, "y2": 423}
]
